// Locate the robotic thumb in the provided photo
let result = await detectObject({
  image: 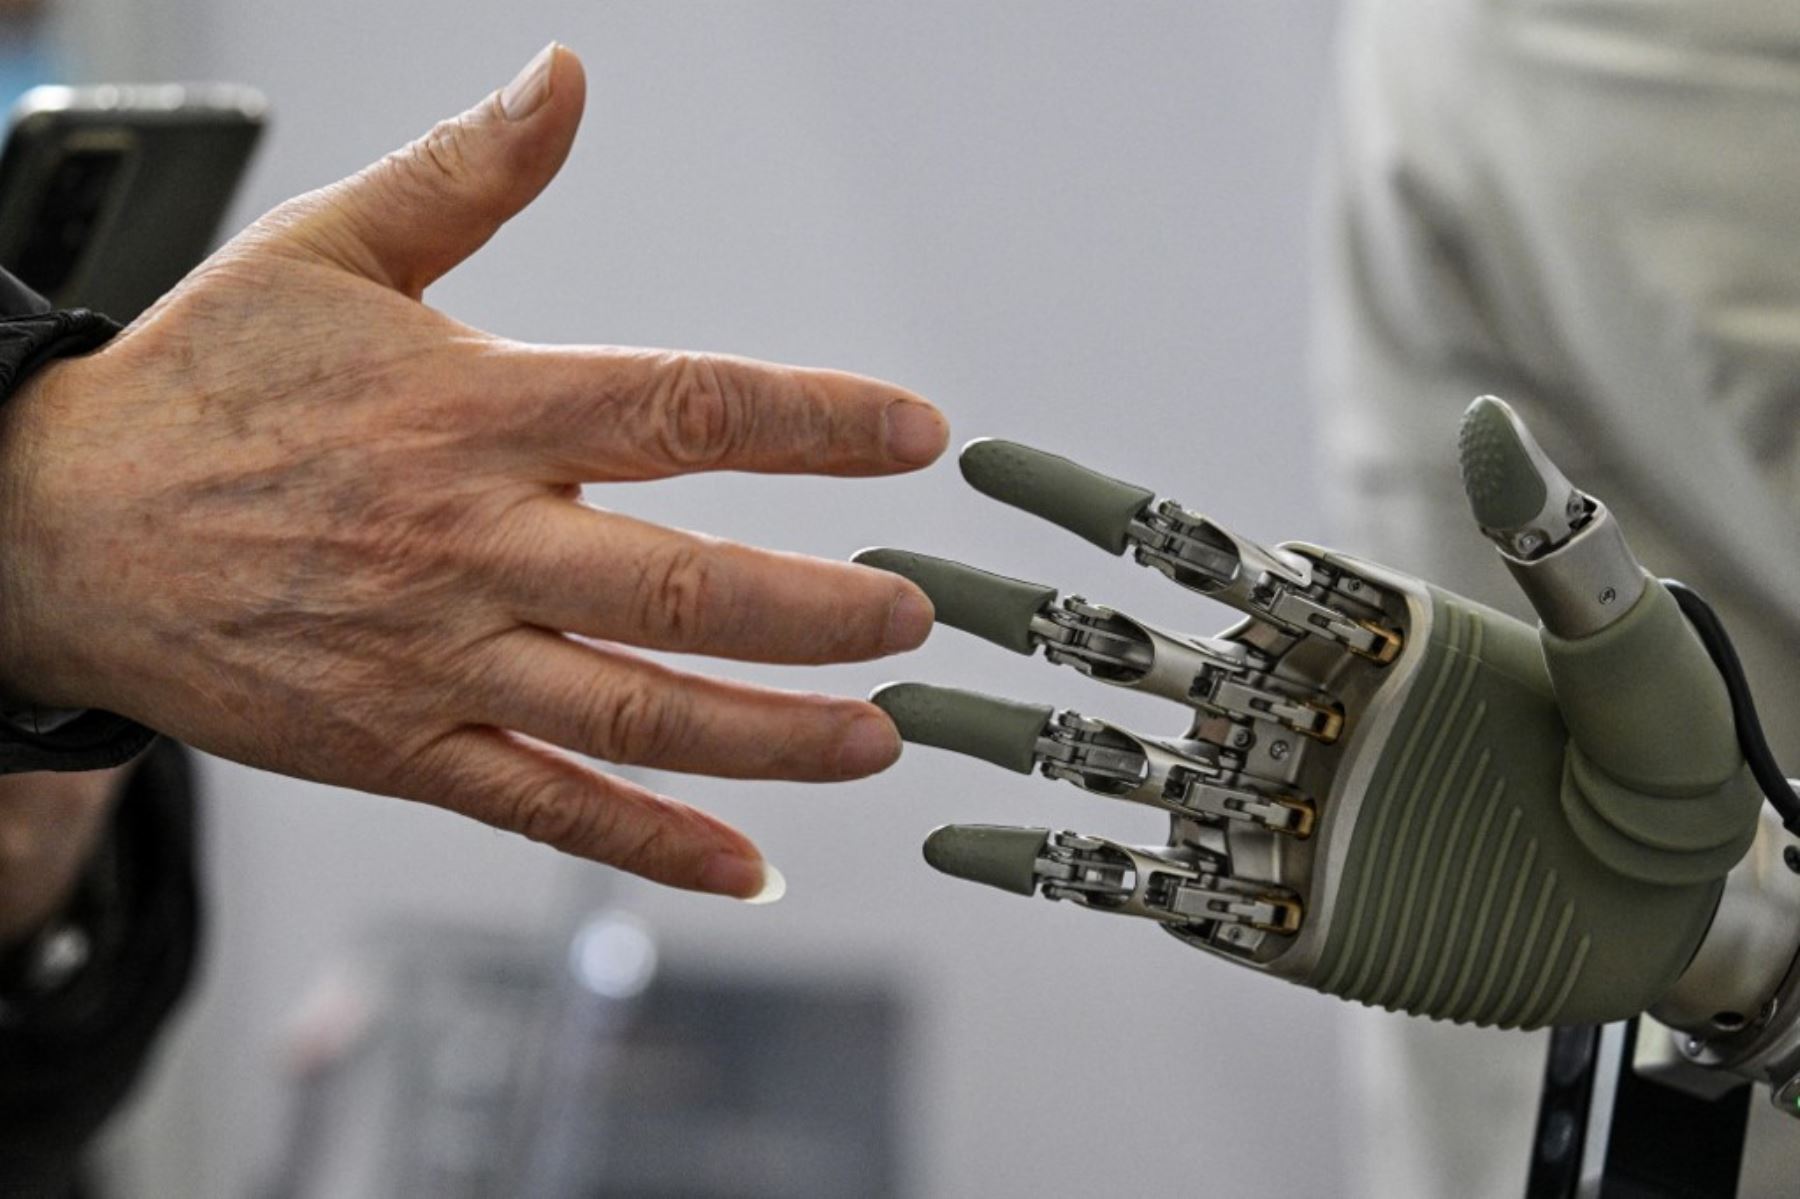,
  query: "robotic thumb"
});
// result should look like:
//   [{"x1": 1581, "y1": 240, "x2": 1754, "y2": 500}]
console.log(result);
[{"x1": 1457, "y1": 397, "x2": 1759, "y2": 884}]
